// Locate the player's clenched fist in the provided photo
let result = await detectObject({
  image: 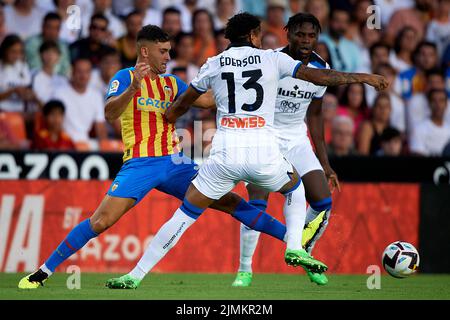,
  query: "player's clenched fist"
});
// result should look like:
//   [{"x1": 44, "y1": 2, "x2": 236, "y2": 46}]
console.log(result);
[
  {"x1": 365, "y1": 74, "x2": 389, "y2": 91},
  {"x1": 131, "y1": 63, "x2": 151, "y2": 90}
]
